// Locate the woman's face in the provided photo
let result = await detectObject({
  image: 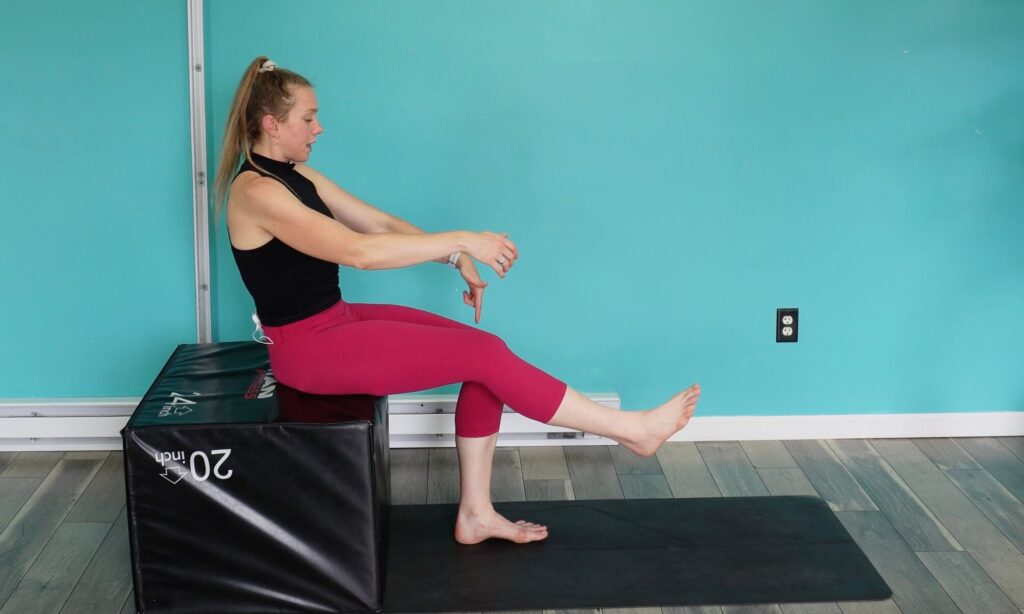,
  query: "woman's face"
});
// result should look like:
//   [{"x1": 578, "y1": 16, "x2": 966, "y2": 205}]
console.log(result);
[{"x1": 266, "y1": 86, "x2": 323, "y2": 162}]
